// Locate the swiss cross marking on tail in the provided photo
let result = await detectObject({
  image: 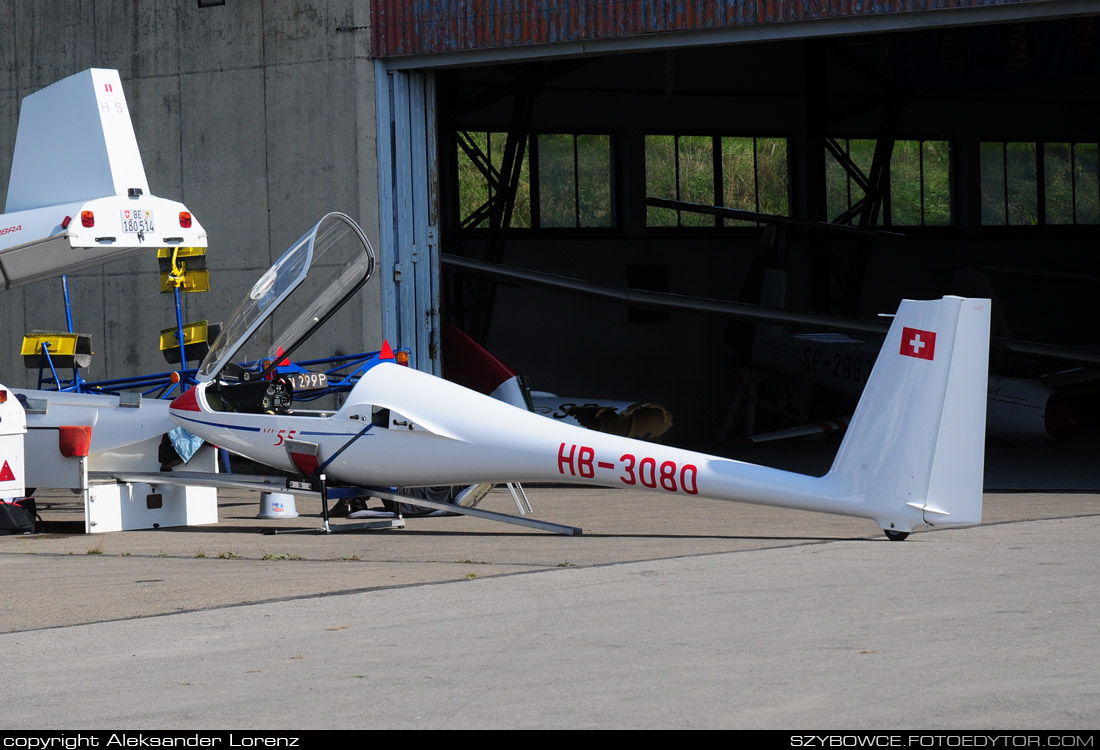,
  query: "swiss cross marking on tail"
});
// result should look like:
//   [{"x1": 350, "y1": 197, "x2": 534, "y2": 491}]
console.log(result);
[
  {"x1": 0, "y1": 460, "x2": 15, "y2": 482},
  {"x1": 900, "y1": 327, "x2": 936, "y2": 360}
]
